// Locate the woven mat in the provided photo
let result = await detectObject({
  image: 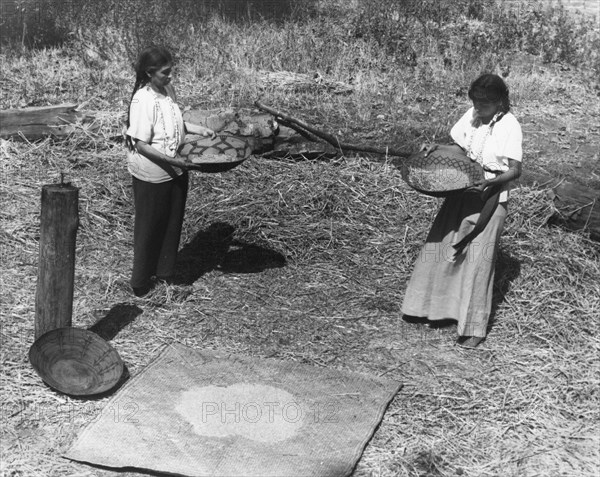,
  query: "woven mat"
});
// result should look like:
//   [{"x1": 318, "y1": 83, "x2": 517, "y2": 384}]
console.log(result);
[{"x1": 65, "y1": 343, "x2": 401, "y2": 477}]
